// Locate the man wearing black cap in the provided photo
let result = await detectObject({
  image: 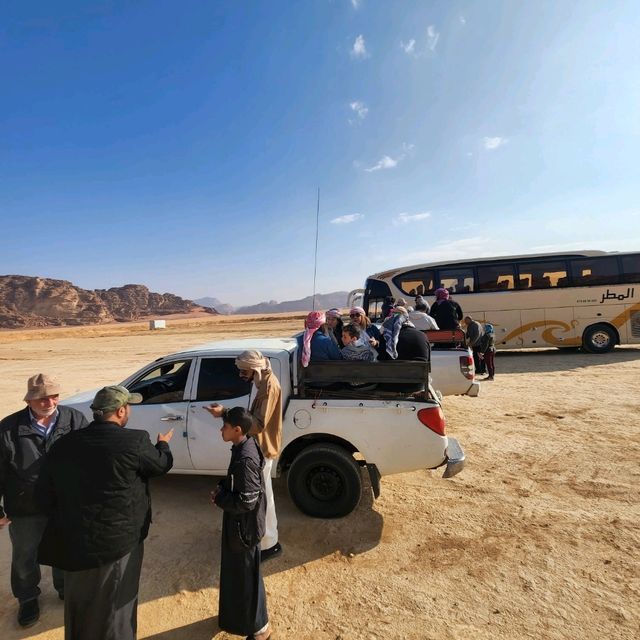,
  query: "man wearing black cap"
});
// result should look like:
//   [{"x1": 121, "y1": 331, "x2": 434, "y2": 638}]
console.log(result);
[
  {"x1": 37, "y1": 385, "x2": 174, "y2": 640},
  {"x1": 0, "y1": 373, "x2": 88, "y2": 628}
]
